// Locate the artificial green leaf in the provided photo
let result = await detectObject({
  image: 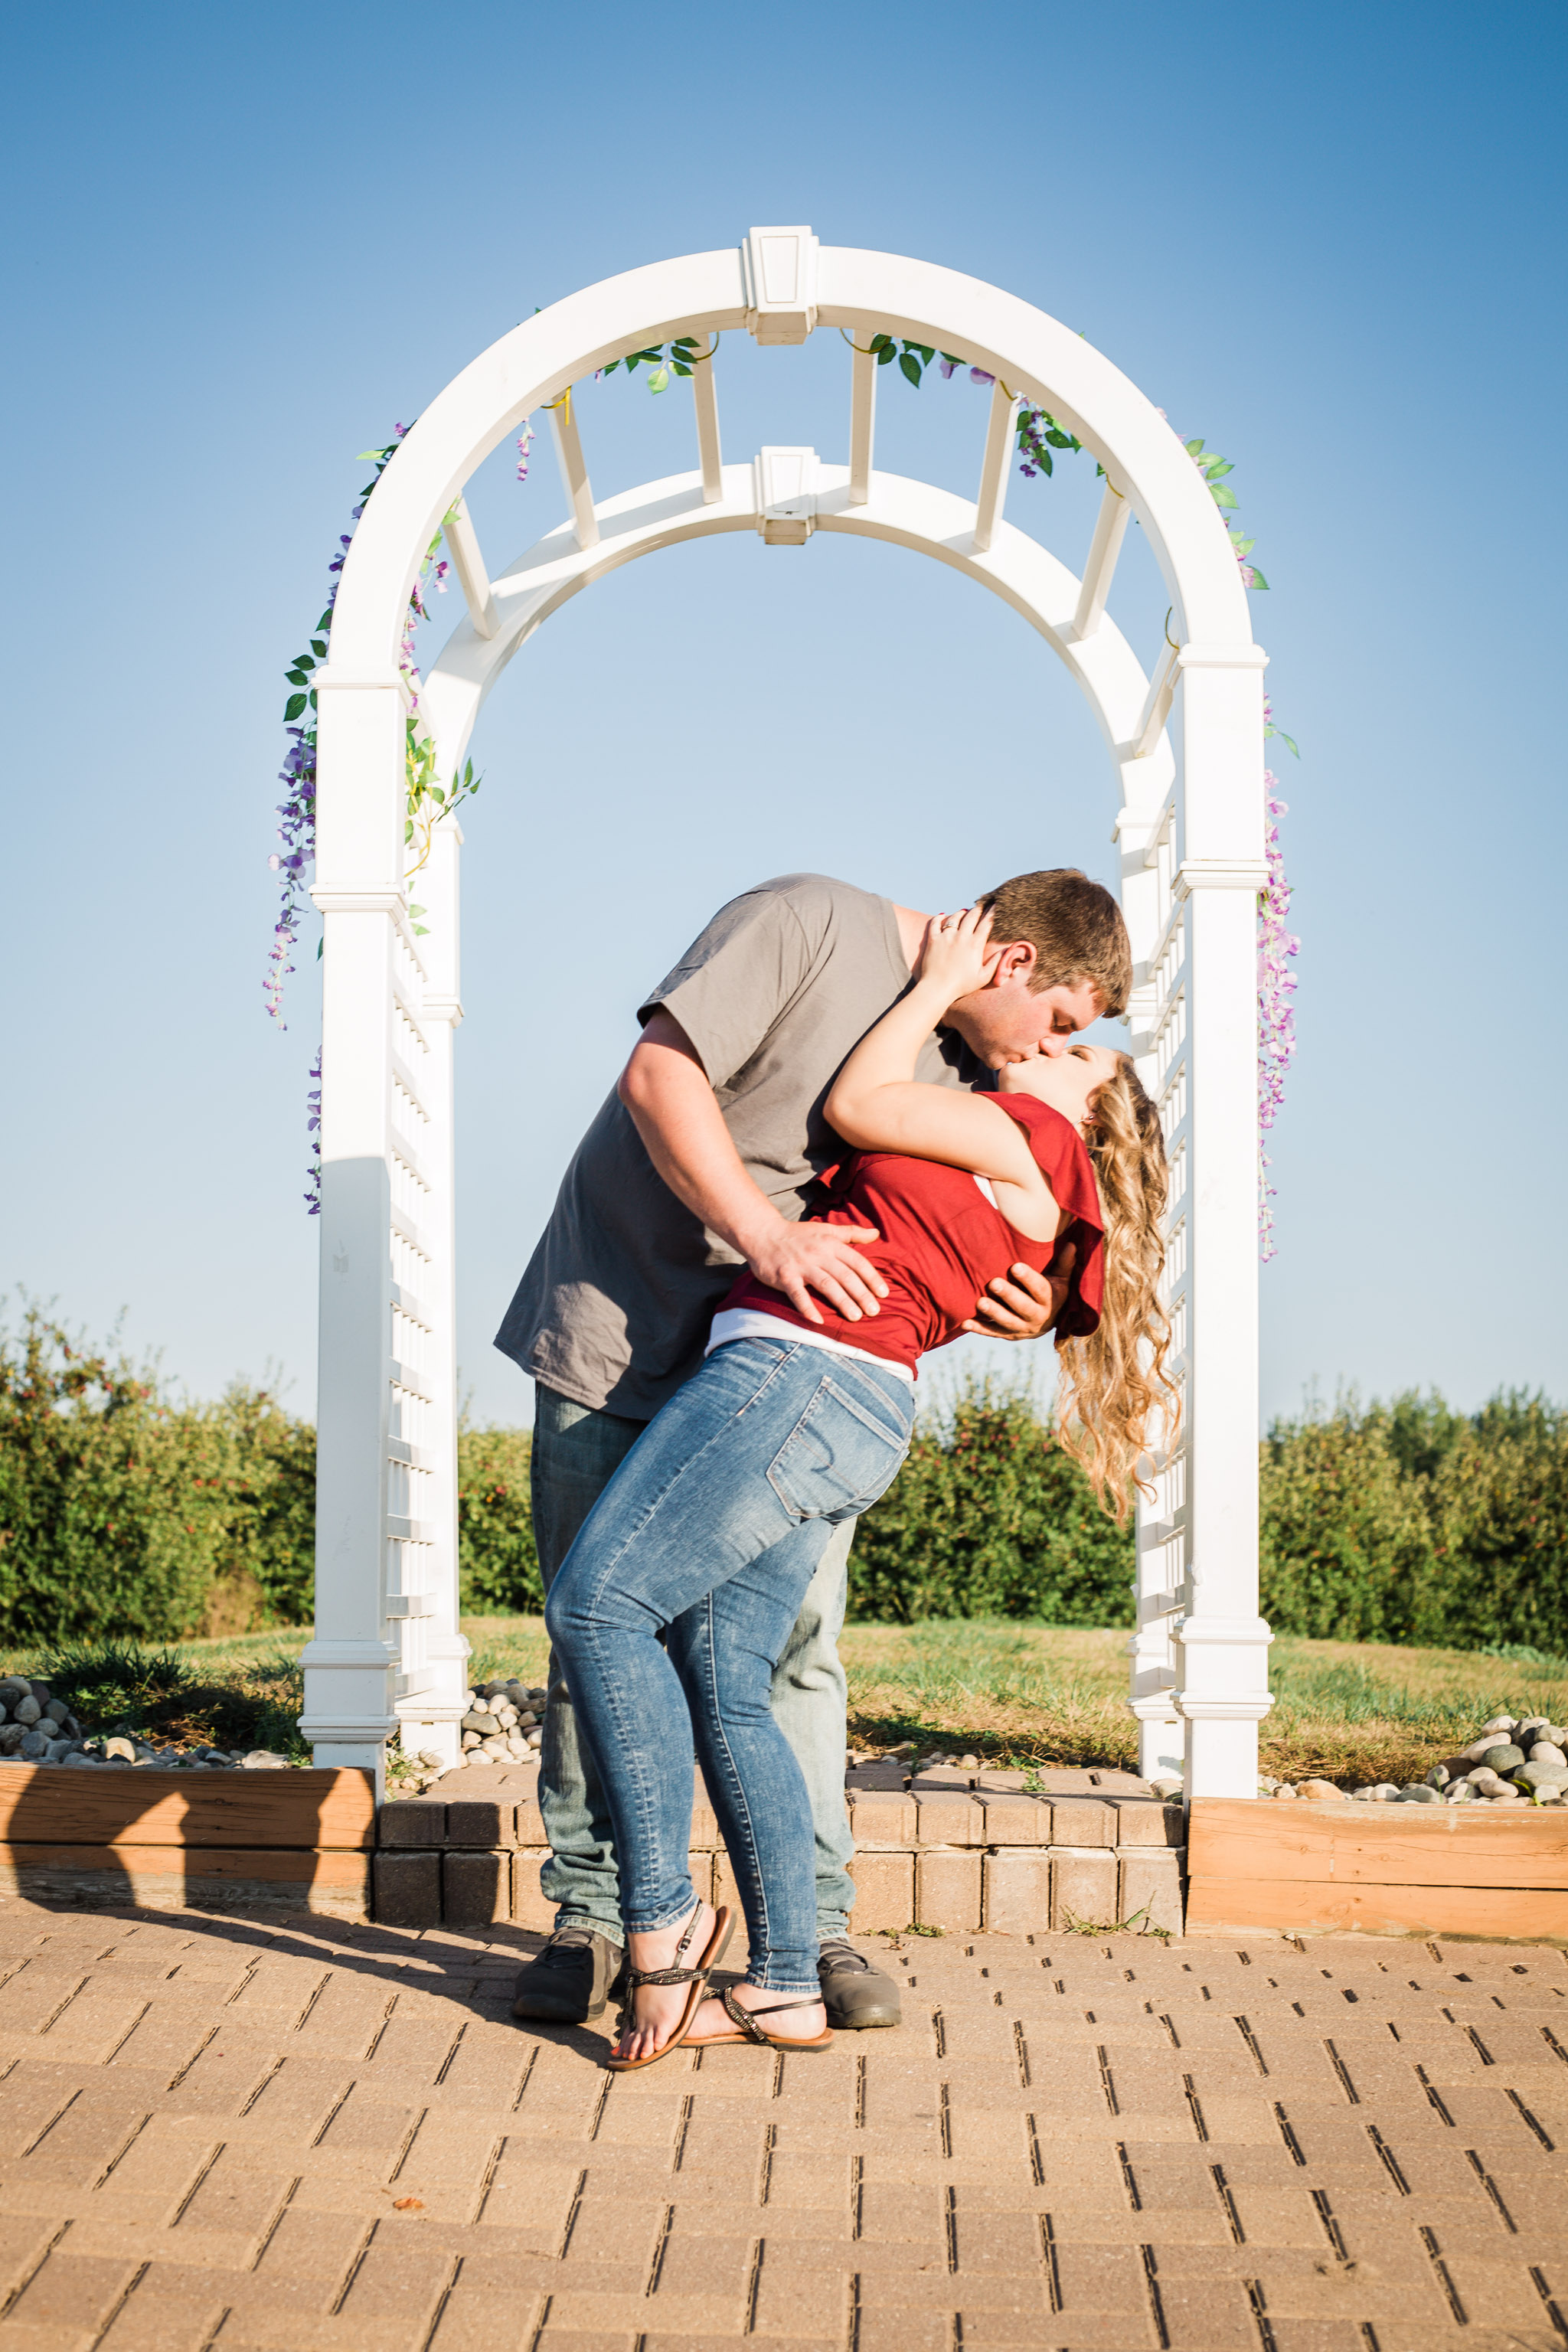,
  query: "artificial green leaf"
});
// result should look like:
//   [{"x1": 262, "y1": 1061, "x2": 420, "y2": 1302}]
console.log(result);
[
  {"x1": 413, "y1": 925, "x2": 429, "y2": 936},
  {"x1": 870, "y1": 333, "x2": 893, "y2": 351},
  {"x1": 1040, "y1": 449, "x2": 1054, "y2": 475},
  {"x1": 316, "y1": 936, "x2": 324, "y2": 959},
  {"x1": 906, "y1": 343, "x2": 935, "y2": 364},
  {"x1": 1045, "y1": 430, "x2": 1072, "y2": 449},
  {"x1": 1248, "y1": 568, "x2": 1270, "y2": 590},
  {"x1": 408, "y1": 904, "x2": 426, "y2": 919},
  {"x1": 877, "y1": 342, "x2": 896, "y2": 364},
  {"x1": 317, "y1": 609, "x2": 334, "y2": 631},
  {"x1": 1184, "y1": 438, "x2": 1206, "y2": 456},
  {"x1": 284, "y1": 694, "x2": 307, "y2": 723},
  {"x1": 1210, "y1": 485, "x2": 1238, "y2": 509},
  {"x1": 311, "y1": 639, "x2": 328, "y2": 658},
  {"x1": 405, "y1": 821, "x2": 415, "y2": 842},
  {"x1": 648, "y1": 367, "x2": 670, "y2": 393},
  {"x1": 602, "y1": 359, "x2": 620, "y2": 374},
  {"x1": 309, "y1": 690, "x2": 317, "y2": 709},
  {"x1": 674, "y1": 337, "x2": 698, "y2": 351},
  {"x1": 939, "y1": 352, "x2": 965, "y2": 366},
  {"x1": 1205, "y1": 459, "x2": 1234, "y2": 479},
  {"x1": 671, "y1": 361, "x2": 692, "y2": 377},
  {"x1": 357, "y1": 446, "x2": 392, "y2": 460},
  {"x1": 899, "y1": 351, "x2": 923, "y2": 386}
]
